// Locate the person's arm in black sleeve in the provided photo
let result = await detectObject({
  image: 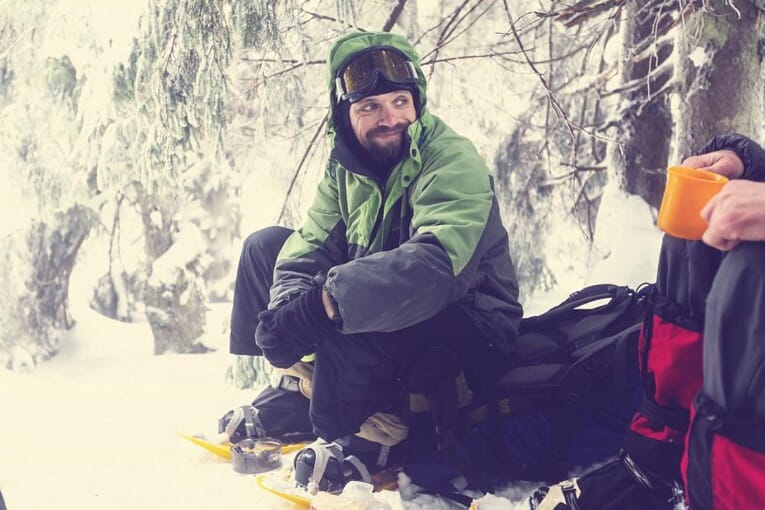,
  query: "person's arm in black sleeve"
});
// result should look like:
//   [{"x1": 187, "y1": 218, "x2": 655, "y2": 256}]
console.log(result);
[{"x1": 693, "y1": 133, "x2": 765, "y2": 183}]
